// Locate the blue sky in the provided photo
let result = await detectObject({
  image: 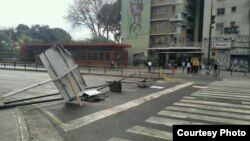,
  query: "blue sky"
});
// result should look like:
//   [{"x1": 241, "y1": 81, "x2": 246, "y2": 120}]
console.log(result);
[{"x1": 0, "y1": 0, "x2": 90, "y2": 40}]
